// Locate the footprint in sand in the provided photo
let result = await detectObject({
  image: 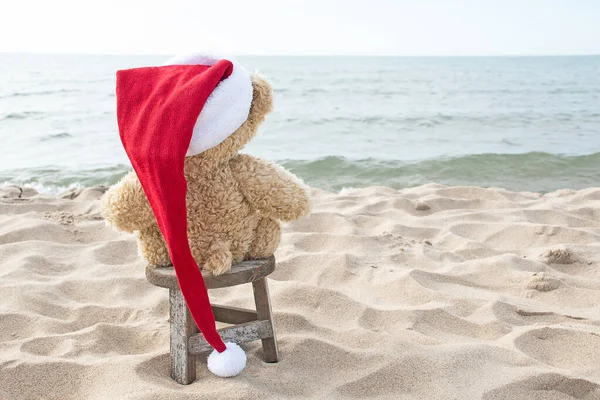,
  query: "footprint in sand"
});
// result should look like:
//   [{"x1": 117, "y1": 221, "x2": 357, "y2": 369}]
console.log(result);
[
  {"x1": 525, "y1": 272, "x2": 562, "y2": 292},
  {"x1": 43, "y1": 211, "x2": 75, "y2": 225},
  {"x1": 541, "y1": 248, "x2": 577, "y2": 265}
]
